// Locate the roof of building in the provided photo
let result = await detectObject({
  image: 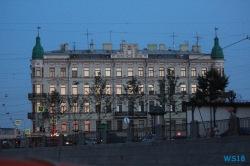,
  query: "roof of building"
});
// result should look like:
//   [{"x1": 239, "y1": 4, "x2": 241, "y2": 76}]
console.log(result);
[
  {"x1": 32, "y1": 36, "x2": 44, "y2": 60},
  {"x1": 211, "y1": 36, "x2": 224, "y2": 60}
]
